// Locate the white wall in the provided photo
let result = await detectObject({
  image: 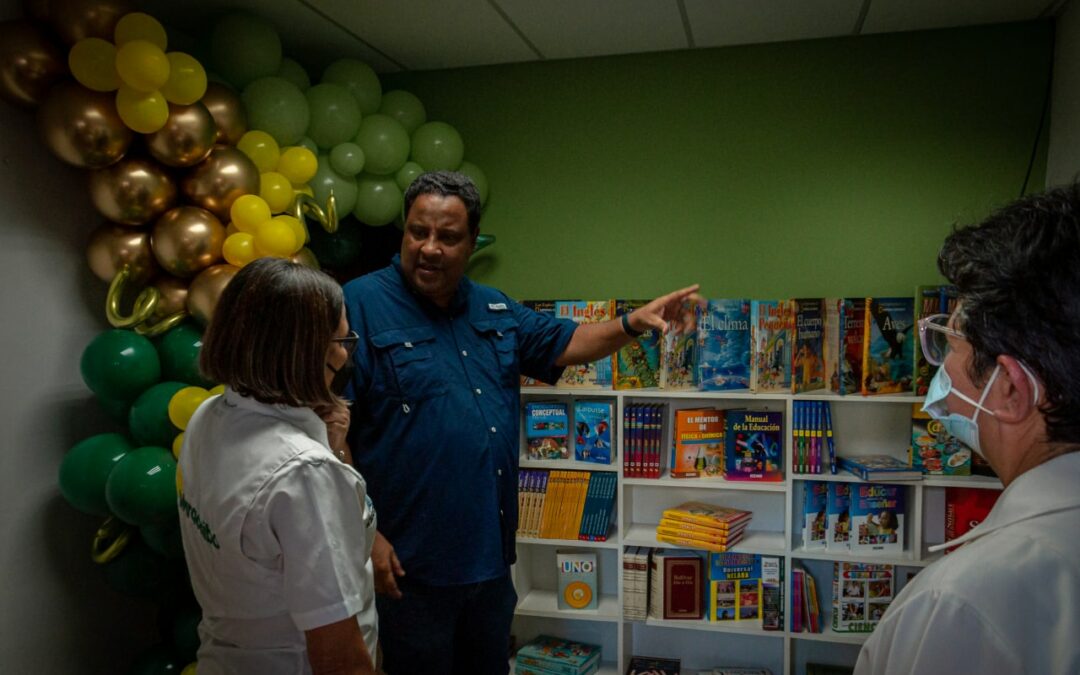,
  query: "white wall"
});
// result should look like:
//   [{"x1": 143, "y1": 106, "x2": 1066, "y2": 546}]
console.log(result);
[{"x1": 1048, "y1": 0, "x2": 1080, "y2": 186}]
